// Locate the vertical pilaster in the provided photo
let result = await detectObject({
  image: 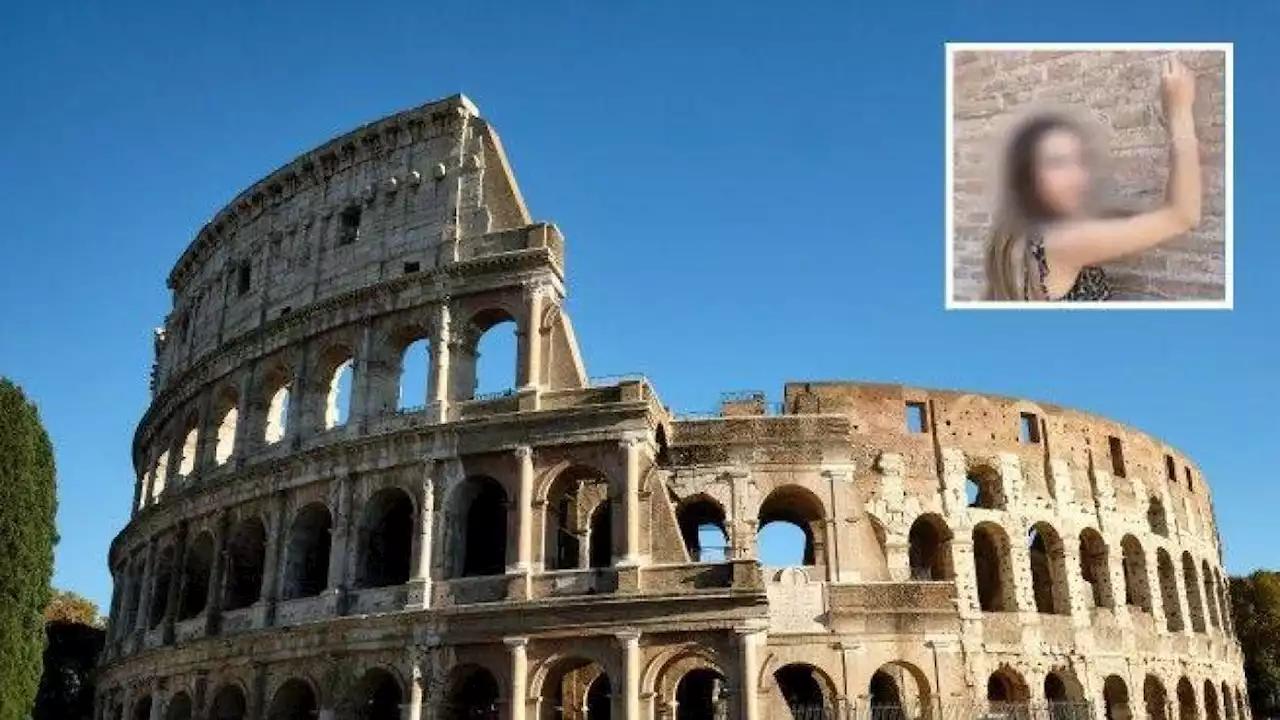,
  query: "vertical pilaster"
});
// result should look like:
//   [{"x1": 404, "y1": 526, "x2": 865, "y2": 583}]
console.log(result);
[
  {"x1": 518, "y1": 282, "x2": 546, "y2": 392},
  {"x1": 736, "y1": 624, "x2": 764, "y2": 720},
  {"x1": 617, "y1": 629, "x2": 641, "y2": 720},
  {"x1": 408, "y1": 462, "x2": 436, "y2": 610},
  {"x1": 327, "y1": 474, "x2": 355, "y2": 602},
  {"x1": 204, "y1": 510, "x2": 230, "y2": 635},
  {"x1": 427, "y1": 300, "x2": 452, "y2": 422},
  {"x1": 513, "y1": 446, "x2": 534, "y2": 571},
  {"x1": 162, "y1": 523, "x2": 188, "y2": 644},
  {"x1": 404, "y1": 645, "x2": 425, "y2": 720},
  {"x1": 352, "y1": 319, "x2": 375, "y2": 424},
  {"x1": 232, "y1": 362, "x2": 257, "y2": 465},
  {"x1": 505, "y1": 637, "x2": 529, "y2": 720},
  {"x1": 135, "y1": 539, "x2": 157, "y2": 635},
  {"x1": 617, "y1": 436, "x2": 642, "y2": 567},
  {"x1": 257, "y1": 490, "x2": 288, "y2": 626},
  {"x1": 283, "y1": 346, "x2": 308, "y2": 445}
]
